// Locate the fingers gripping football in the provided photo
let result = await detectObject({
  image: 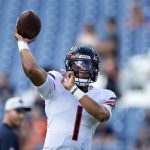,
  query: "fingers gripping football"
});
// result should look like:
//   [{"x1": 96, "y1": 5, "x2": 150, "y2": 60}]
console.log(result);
[{"x1": 15, "y1": 32, "x2": 35, "y2": 44}]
